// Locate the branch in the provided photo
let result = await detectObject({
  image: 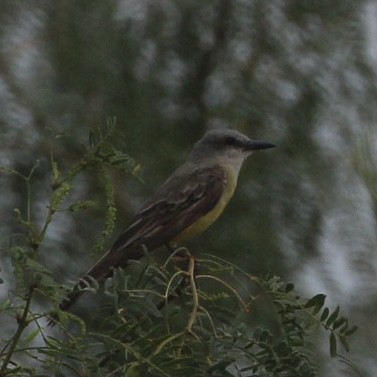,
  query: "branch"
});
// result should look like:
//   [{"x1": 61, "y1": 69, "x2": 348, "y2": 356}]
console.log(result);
[
  {"x1": 186, "y1": 257, "x2": 199, "y2": 335},
  {"x1": 0, "y1": 285, "x2": 34, "y2": 374}
]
